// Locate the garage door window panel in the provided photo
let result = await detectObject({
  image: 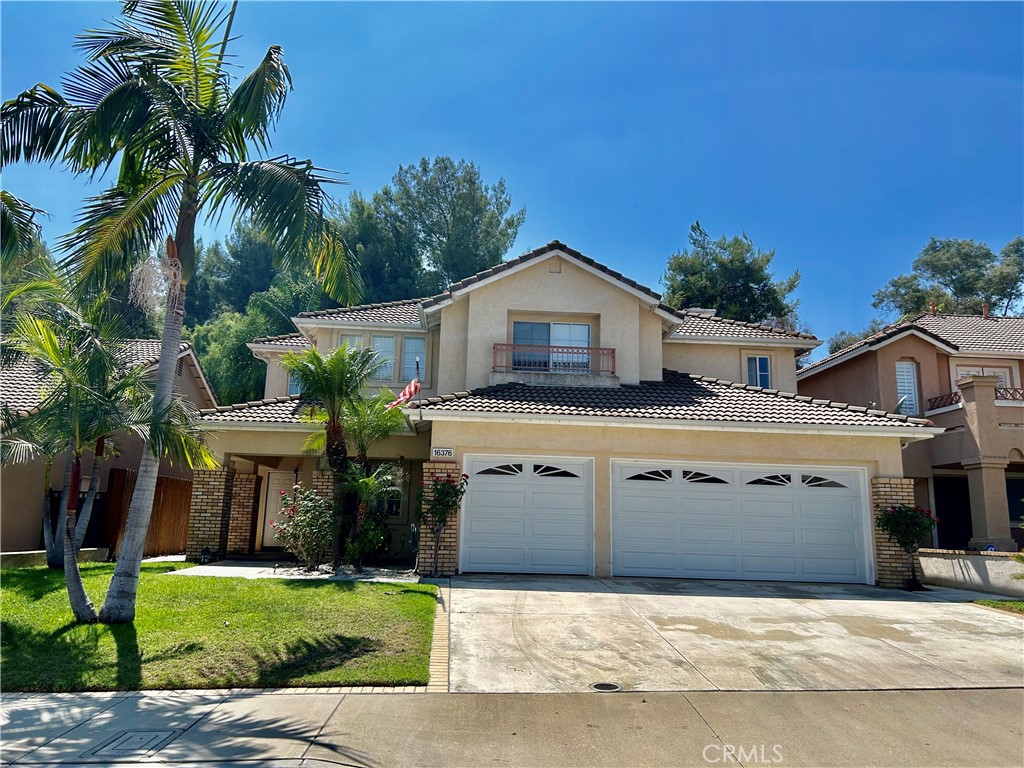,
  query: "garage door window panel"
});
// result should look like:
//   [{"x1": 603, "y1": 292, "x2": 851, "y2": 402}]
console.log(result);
[
  {"x1": 746, "y1": 473, "x2": 792, "y2": 486},
  {"x1": 476, "y1": 463, "x2": 523, "y2": 476}
]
